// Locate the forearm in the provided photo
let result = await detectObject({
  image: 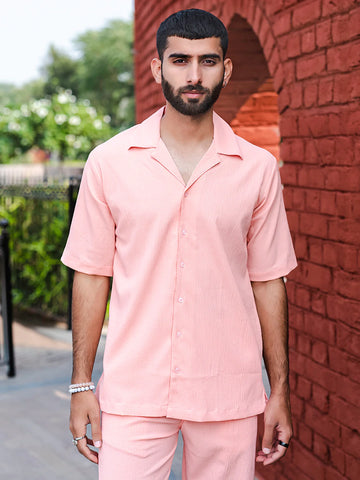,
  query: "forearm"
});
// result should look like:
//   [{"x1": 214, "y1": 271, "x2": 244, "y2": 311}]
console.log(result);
[
  {"x1": 251, "y1": 277, "x2": 289, "y2": 396},
  {"x1": 71, "y1": 271, "x2": 110, "y2": 383}
]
